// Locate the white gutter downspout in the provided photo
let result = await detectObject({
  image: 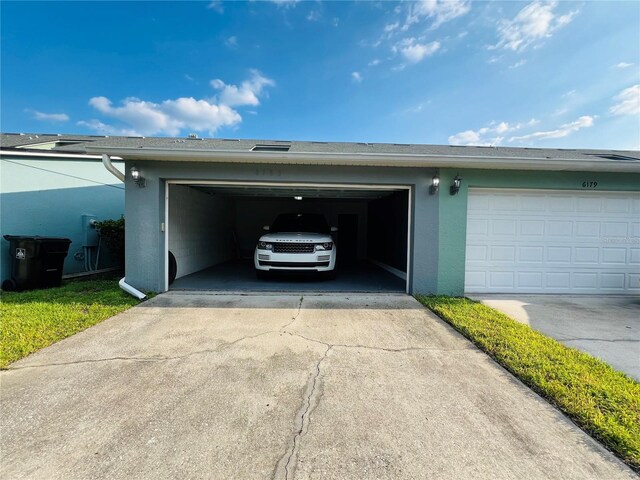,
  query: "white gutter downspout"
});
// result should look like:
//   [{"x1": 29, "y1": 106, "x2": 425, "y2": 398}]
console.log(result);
[
  {"x1": 118, "y1": 278, "x2": 147, "y2": 300},
  {"x1": 102, "y1": 154, "x2": 147, "y2": 300}
]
